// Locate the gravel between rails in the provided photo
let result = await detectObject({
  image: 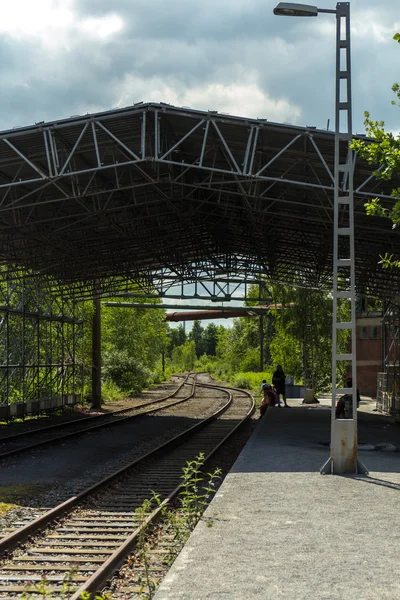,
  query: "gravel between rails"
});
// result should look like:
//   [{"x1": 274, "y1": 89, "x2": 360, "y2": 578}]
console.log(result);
[
  {"x1": 0, "y1": 382, "x2": 244, "y2": 598},
  {"x1": 0, "y1": 384, "x2": 196, "y2": 459},
  {"x1": 0, "y1": 378, "x2": 183, "y2": 441},
  {"x1": 105, "y1": 407, "x2": 258, "y2": 599},
  {"x1": 0, "y1": 379, "x2": 227, "y2": 540}
]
